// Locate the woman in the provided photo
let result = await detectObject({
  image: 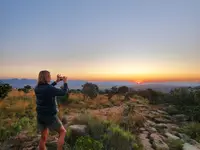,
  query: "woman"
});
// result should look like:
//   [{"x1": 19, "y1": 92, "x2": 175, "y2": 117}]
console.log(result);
[{"x1": 34, "y1": 70, "x2": 69, "y2": 150}]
